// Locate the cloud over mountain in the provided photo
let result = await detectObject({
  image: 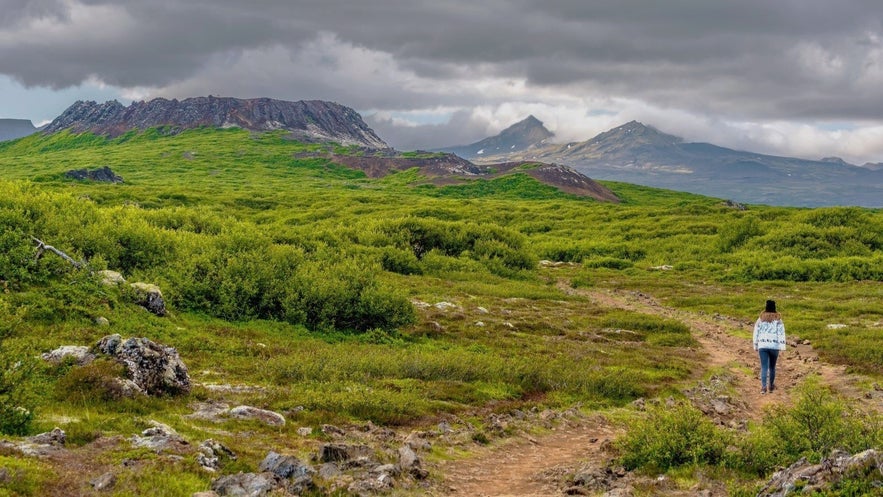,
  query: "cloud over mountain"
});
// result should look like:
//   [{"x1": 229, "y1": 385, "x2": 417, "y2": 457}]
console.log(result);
[{"x1": 4, "y1": 1, "x2": 883, "y2": 162}]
